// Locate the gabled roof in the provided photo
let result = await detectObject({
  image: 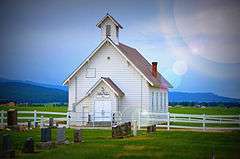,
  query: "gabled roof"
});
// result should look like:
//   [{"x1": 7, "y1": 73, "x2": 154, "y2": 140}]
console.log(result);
[
  {"x1": 116, "y1": 43, "x2": 173, "y2": 88},
  {"x1": 96, "y1": 13, "x2": 123, "y2": 29},
  {"x1": 63, "y1": 38, "x2": 172, "y2": 88},
  {"x1": 87, "y1": 77, "x2": 124, "y2": 97}
]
